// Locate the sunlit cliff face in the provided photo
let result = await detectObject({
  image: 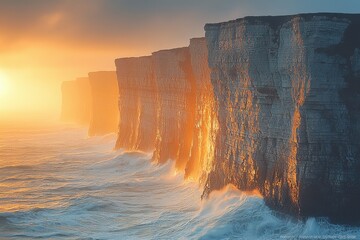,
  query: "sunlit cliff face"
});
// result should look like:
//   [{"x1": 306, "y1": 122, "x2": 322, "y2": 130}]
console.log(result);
[
  {"x1": 185, "y1": 38, "x2": 219, "y2": 183},
  {"x1": 60, "y1": 78, "x2": 91, "y2": 125},
  {"x1": 115, "y1": 38, "x2": 219, "y2": 184}
]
